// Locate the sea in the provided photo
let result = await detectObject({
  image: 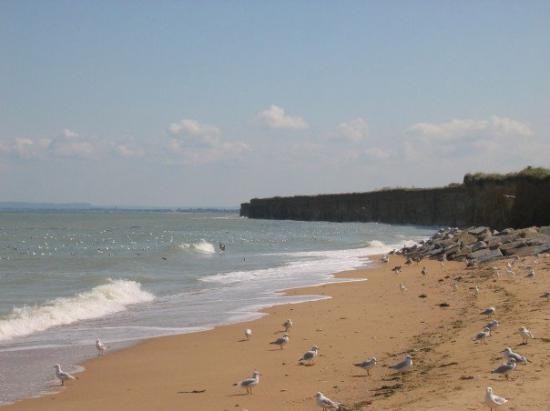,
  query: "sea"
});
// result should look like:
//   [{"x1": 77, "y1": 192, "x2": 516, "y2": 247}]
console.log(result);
[{"x1": 0, "y1": 210, "x2": 435, "y2": 405}]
